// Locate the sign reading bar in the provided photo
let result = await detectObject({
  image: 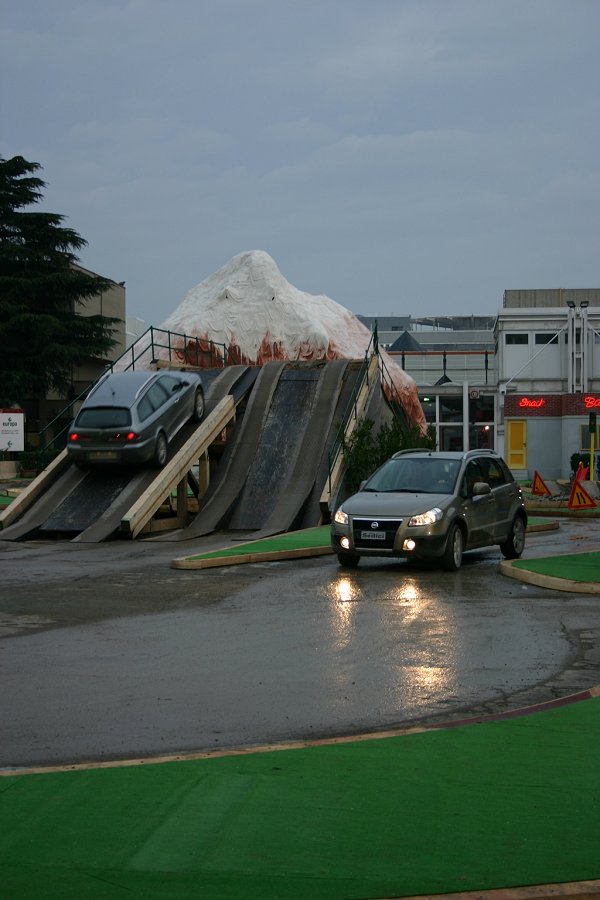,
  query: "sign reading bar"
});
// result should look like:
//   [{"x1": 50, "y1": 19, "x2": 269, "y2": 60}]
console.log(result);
[
  {"x1": 584, "y1": 396, "x2": 600, "y2": 408},
  {"x1": 0, "y1": 408, "x2": 25, "y2": 452}
]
